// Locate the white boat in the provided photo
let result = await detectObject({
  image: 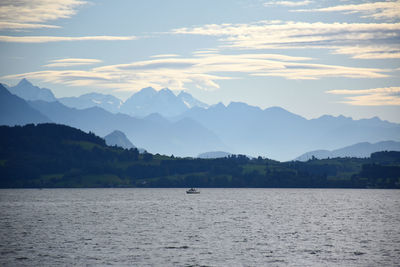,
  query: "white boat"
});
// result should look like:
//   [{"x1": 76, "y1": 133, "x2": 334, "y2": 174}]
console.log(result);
[{"x1": 186, "y1": 188, "x2": 200, "y2": 194}]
